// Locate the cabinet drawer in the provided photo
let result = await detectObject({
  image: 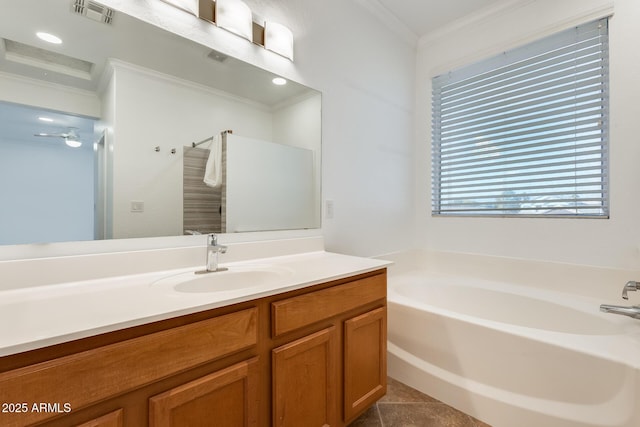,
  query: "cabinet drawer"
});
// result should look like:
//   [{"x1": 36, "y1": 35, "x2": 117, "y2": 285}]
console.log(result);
[
  {"x1": 0, "y1": 307, "x2": 257, "y2": 427},
  {"x1": 271, "y1": 272, "x2": 386, "y2": 337}
]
